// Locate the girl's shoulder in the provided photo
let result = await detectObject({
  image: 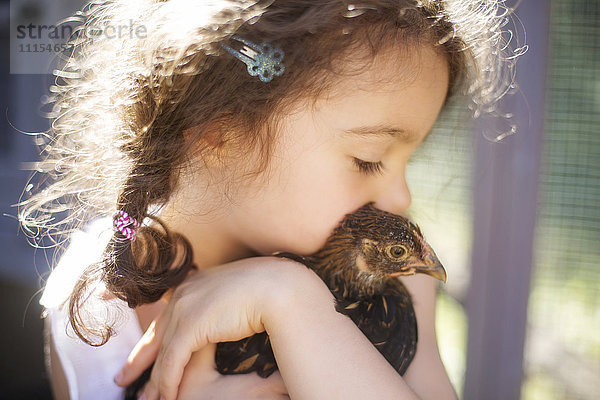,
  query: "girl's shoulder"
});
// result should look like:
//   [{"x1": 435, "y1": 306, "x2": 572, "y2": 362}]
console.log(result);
[{"x1": 40, "y1": 216, "x2": 114, "y2": 310}]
